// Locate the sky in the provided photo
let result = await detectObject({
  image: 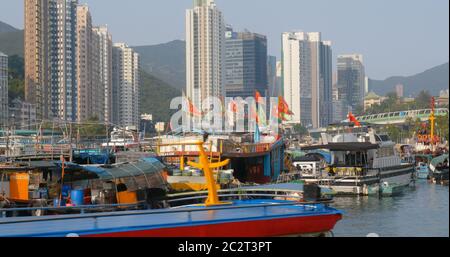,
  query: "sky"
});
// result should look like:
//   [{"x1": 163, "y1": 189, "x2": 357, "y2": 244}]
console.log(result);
[{"x1": 0, "y1": 0, "x2": 448, "y2": 80}]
